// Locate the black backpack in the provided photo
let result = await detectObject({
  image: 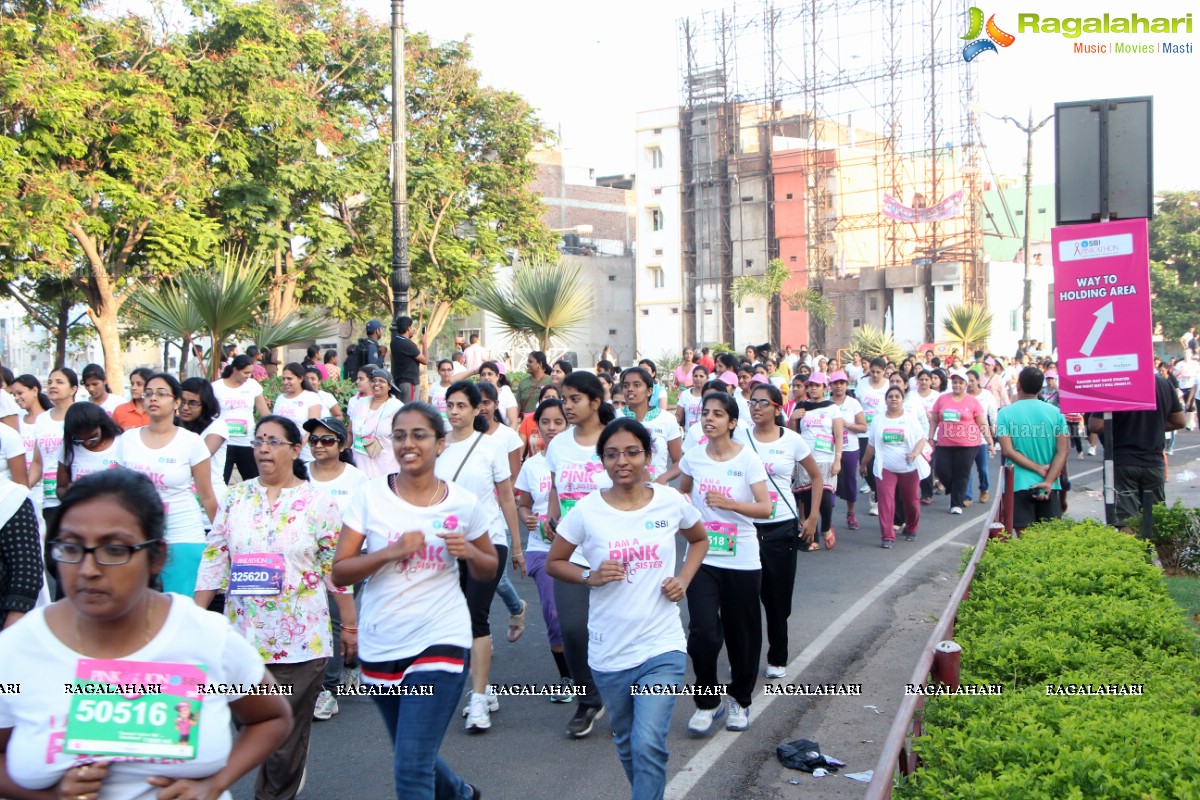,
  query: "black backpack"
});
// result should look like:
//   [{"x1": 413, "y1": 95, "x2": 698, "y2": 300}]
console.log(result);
[{"x1": 342, "y1": 337, "x2": 372, "y2": 380}]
